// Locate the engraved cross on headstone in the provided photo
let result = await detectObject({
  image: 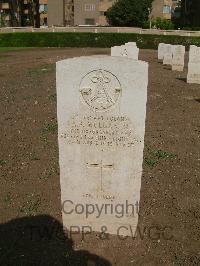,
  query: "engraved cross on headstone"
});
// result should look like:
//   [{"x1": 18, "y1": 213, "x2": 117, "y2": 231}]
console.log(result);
[{"x1": 87, "y1": 160, "x2": 114, "y2": 192}]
